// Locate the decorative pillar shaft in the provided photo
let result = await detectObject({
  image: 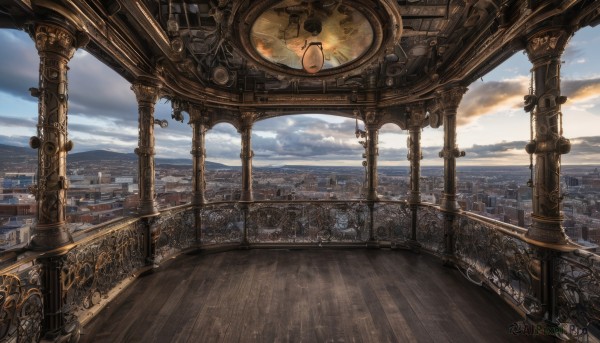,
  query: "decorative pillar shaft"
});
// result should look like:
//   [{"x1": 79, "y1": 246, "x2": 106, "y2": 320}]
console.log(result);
[
  {"x1": 407, "y1": 104, "x2": 426, "y2": 247},
  {"x1": 524, "y1": 28, "x2": 571, "y2": 244},
  {"x1": 438, "y1": 87, "x2": 467, "y2": 212},
  {"x1": 437, "y1": 87, "x2": 466, "y2": 263},
  {"x1": 239, "y1": 111, "x2": 255, "y2": 202},
  {"x1": 132, "y1": 77, "x2": 162, "y2": 217},
  {"x1": 365, "y1": 110, "x2": 379, "y2": 201},
  {"x1": 189, "y1": 106, "x2": 208, "y2": 205},
  {"x1": 29, "y1": 21, "x2": 87, "y2": 340},
  {"x1": 29, "y1": 22, "x2": 79, "y2": 250}
]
